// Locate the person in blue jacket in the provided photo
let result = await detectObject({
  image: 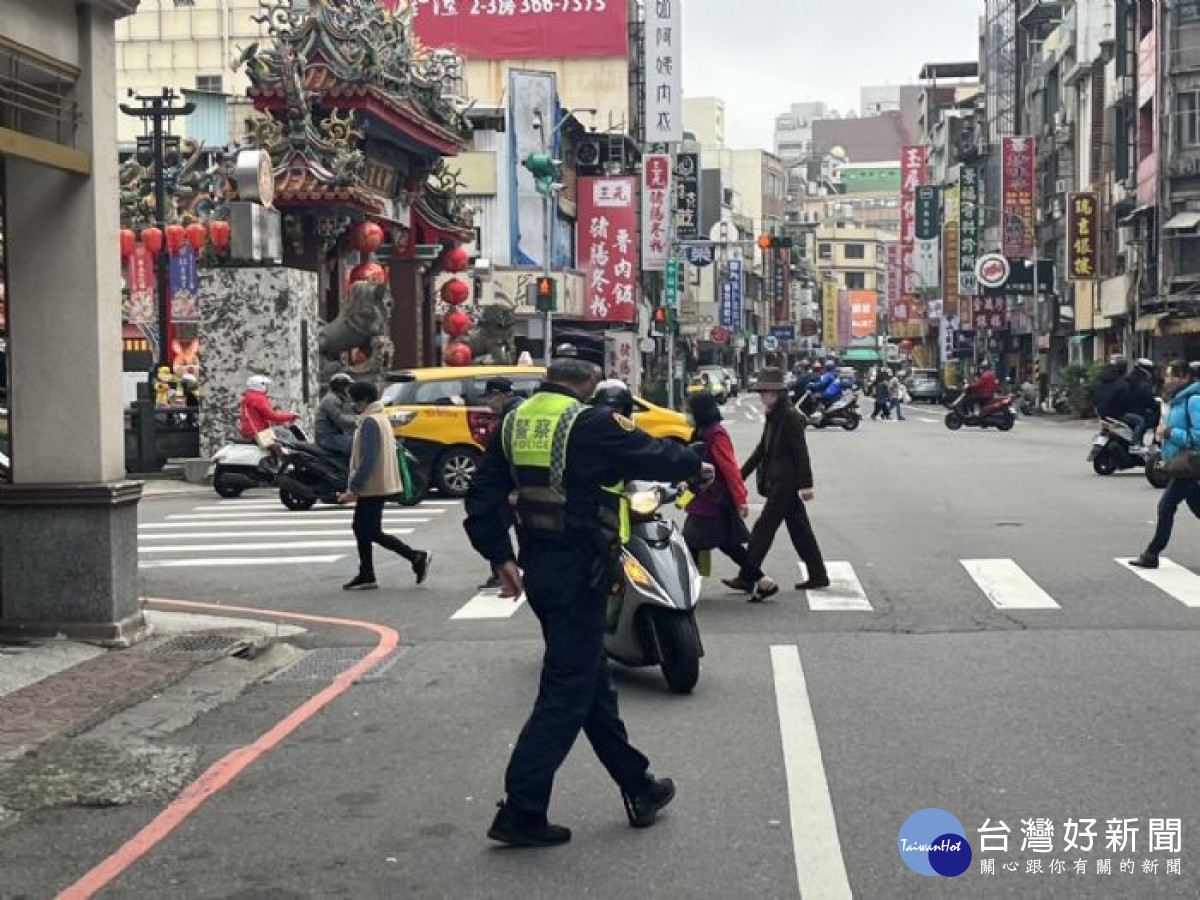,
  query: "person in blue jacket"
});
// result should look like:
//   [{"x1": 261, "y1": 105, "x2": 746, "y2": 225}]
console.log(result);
[{"x1": 1130, "y1": 360, "x2": 1200, "y2": 569}]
